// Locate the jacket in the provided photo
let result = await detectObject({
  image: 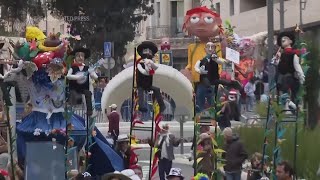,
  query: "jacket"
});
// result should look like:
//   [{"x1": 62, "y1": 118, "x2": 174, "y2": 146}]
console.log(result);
[
  {"x1": 197, "y1": 151, "x2": 215, "y2": 178},
  {"x1": 107, "y1": 111, "x2": 120, "y2": 136},
  {"x1": 223, "y1": 135, "x2": 248, "y2": 172},
  {"x1": 157, "y1": 133, "x2": 181, "y2": 161}
]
